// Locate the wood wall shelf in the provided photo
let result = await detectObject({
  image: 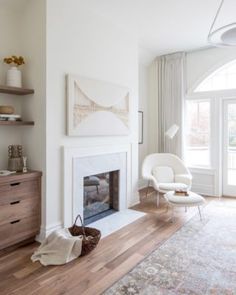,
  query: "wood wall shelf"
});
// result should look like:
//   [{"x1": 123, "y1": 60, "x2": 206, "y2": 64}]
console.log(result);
[
  {"x1": 0, "y1": 121, "x2": 34, "y2": 126},
  {"x1": 0, "y1": 85, "x2": 34, "y2": 95}
]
